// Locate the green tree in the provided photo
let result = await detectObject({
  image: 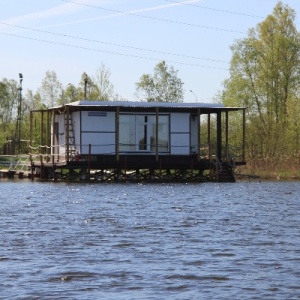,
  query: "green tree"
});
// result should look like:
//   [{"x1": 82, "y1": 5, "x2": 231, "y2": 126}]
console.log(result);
[
  {"x1": 76, "y1": 64, "x2": 116, "y2": 101},
  {"x1": 221, "y1": 2, "x2": 300, "y2": 168},
  {"x1": 0, "y1": 79, "x2": 18, "y2": 127},
  {"x1": 0, "y1": 78, "x2": 24, "y2": 153},
  {"x1": 23, "y1": 89, "x2": 43, "y2": 113},
  {"x1": 136, "y1": 61, "x2": 184, "y2": 102},
  {"x1": 0, "y1": 81, "x2": 10, "y2": 130},
  {"x1": 61, "y1": 84, "x2": 78, "y2": 104},
  {"x1": 76, "y1": 72, "x2": 98, "y2": 100},
  {"x1": 39, "y1": 70, "x2": 63, "y2": 107}
]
